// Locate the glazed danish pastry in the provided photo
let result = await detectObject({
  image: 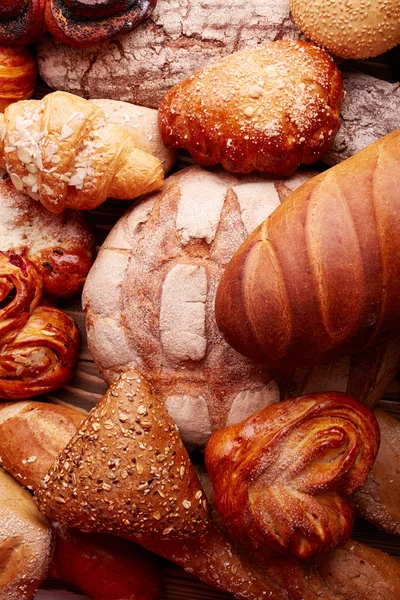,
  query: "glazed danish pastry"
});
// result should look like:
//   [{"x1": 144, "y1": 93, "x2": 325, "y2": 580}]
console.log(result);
[{"x1": 0, "y1": 252, "x2": 79, "y2": 399}]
